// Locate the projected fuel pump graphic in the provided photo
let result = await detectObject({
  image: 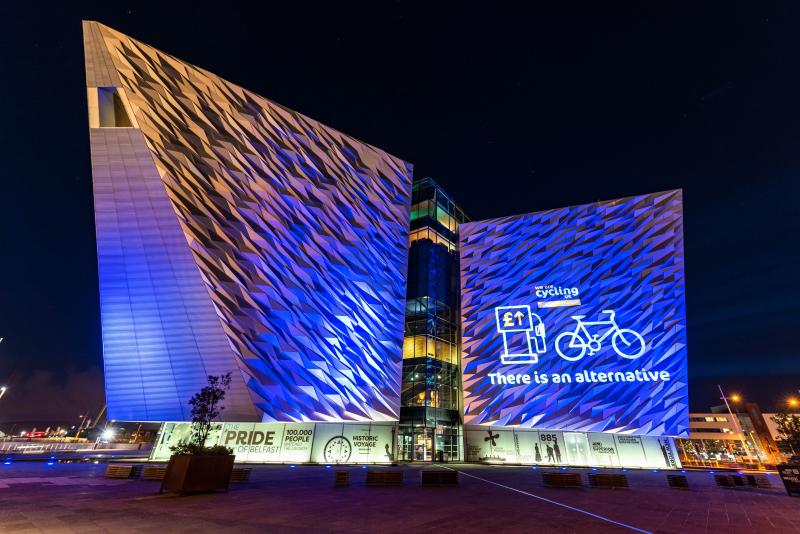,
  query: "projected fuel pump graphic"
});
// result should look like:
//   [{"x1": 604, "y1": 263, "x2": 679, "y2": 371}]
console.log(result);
[
  {"x1": 460, "y1": 190, "x2": 689, "y2": 436},
  {"x1": 495, "y1": 305, "x2": 546, "y2": 365}
]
